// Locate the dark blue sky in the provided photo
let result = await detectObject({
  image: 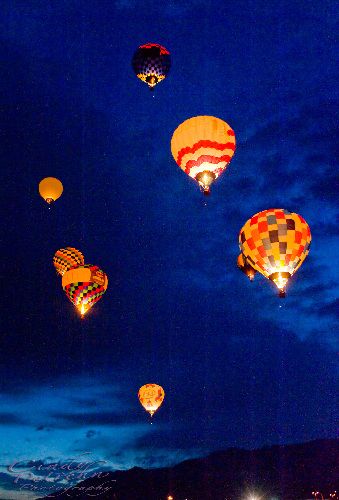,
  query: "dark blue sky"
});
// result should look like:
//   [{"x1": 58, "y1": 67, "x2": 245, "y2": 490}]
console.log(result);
[{"x1": 0, "y1": 0, "x2": 338, "y2": 497}]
